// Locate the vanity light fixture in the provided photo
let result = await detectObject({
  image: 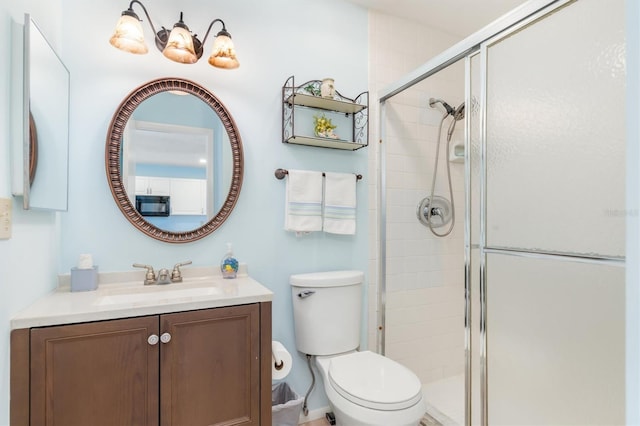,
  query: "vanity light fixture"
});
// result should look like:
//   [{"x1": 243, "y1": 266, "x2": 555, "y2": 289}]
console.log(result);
[{"x1": 109, "y1": 0, "x2": 240, "y2": 69}]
